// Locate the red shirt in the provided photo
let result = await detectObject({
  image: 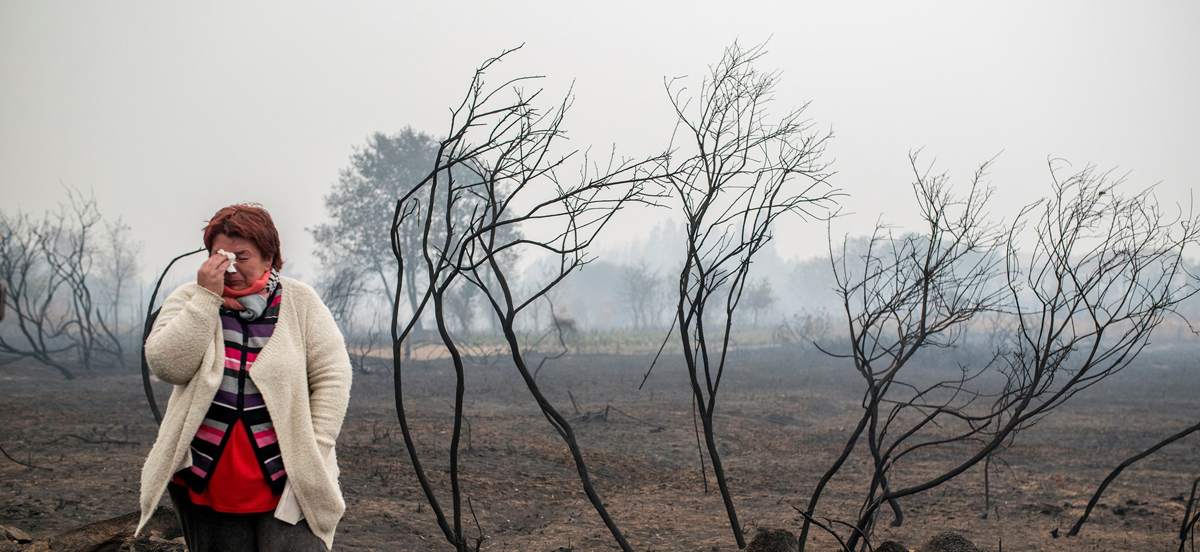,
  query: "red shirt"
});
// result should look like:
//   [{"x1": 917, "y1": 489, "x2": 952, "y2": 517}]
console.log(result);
[{"x1": 173, "y1": 419, "x2": 280, "y2": 513}]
